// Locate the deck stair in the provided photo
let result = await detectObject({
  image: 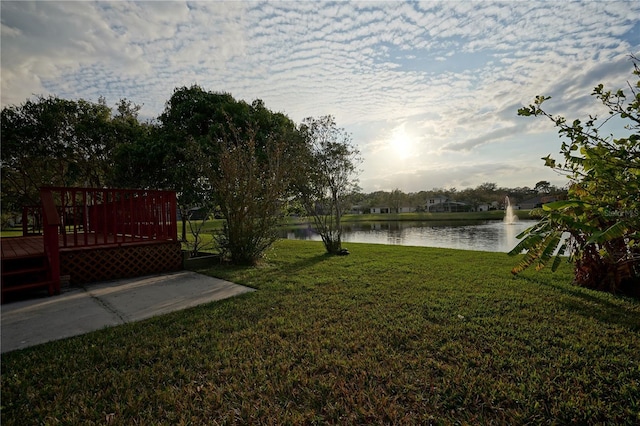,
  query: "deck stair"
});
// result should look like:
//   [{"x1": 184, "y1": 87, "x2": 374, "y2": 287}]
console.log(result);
[
  {"x1": 2, "y1": 255, "x2": 54, "y2": 290},
  {"x1": 1, "y1": 236, "x2": 56, "y2": 302}
]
